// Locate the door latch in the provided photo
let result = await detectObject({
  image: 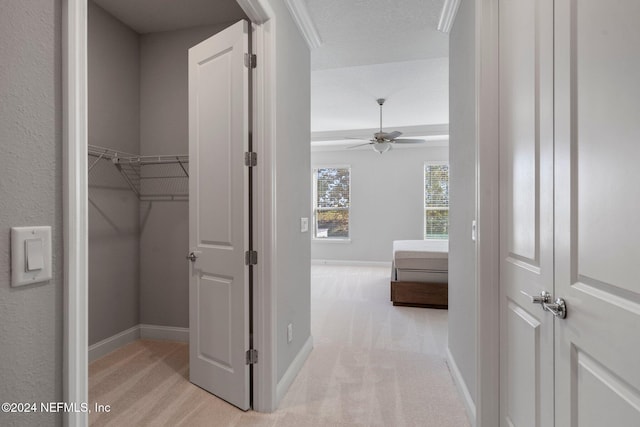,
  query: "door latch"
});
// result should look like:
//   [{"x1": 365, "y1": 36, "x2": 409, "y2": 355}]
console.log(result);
[
  {"x1": 186, "y1": 252, "x2": 199, "y2": 262},
  {"x1": 521, "y1": 290, "x2": 567, "y2": 319}
]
